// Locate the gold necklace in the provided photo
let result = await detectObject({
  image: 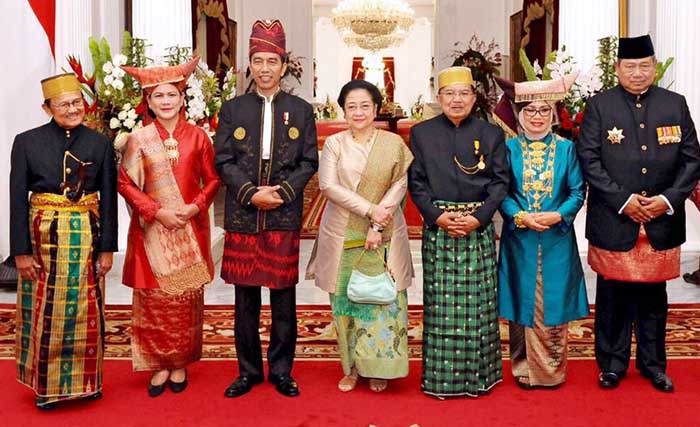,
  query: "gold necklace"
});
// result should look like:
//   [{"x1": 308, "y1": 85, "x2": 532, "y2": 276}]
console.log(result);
[
  {"x1": 350, "y1": 128, "x2": 376, "y2": 145},
  {"x1": 163, "y1": 131, "x2": 179, "y2": 165},
  {"x1": 520, "y1": 135, "x2": 556, "y2": 212},
  {"x1": 454, "y1": 139, "x2": 485, "y2": 175}
]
